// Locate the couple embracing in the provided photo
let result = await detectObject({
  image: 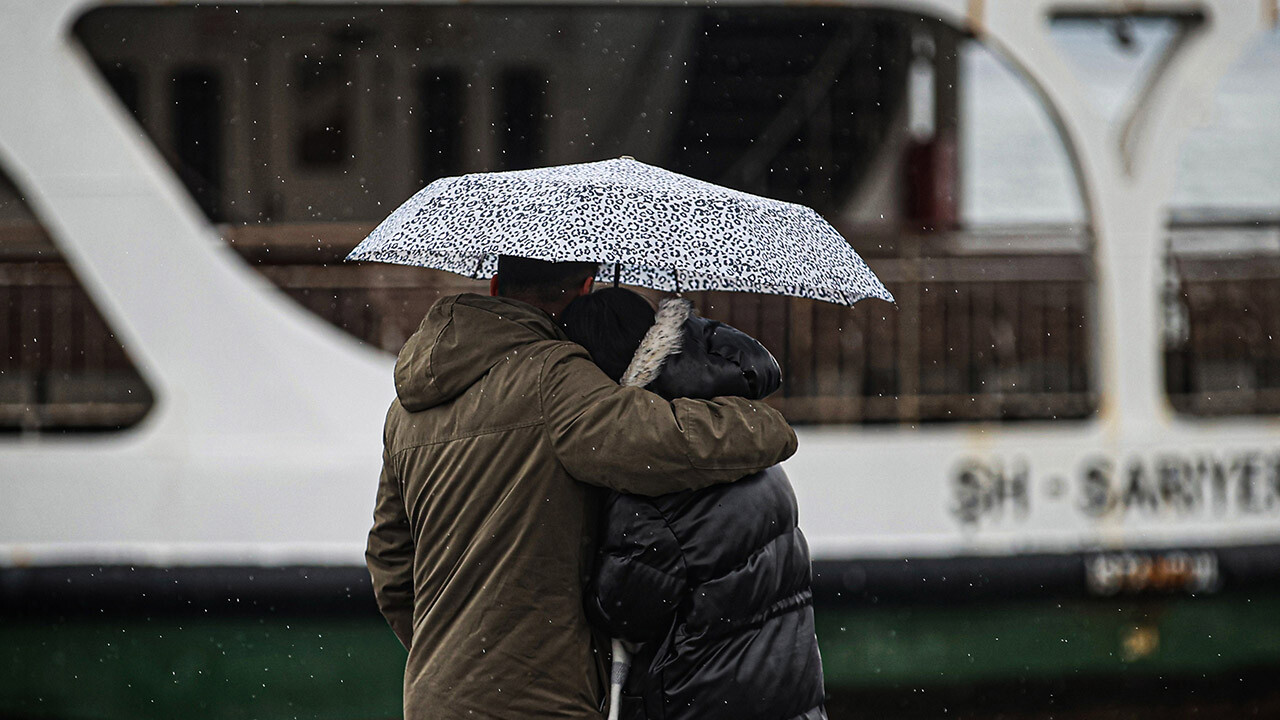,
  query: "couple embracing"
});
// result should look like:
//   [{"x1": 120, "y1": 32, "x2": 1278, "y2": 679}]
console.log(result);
[{"x1": 366, "y1": 256, "x2": 826, "y2": 720}]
